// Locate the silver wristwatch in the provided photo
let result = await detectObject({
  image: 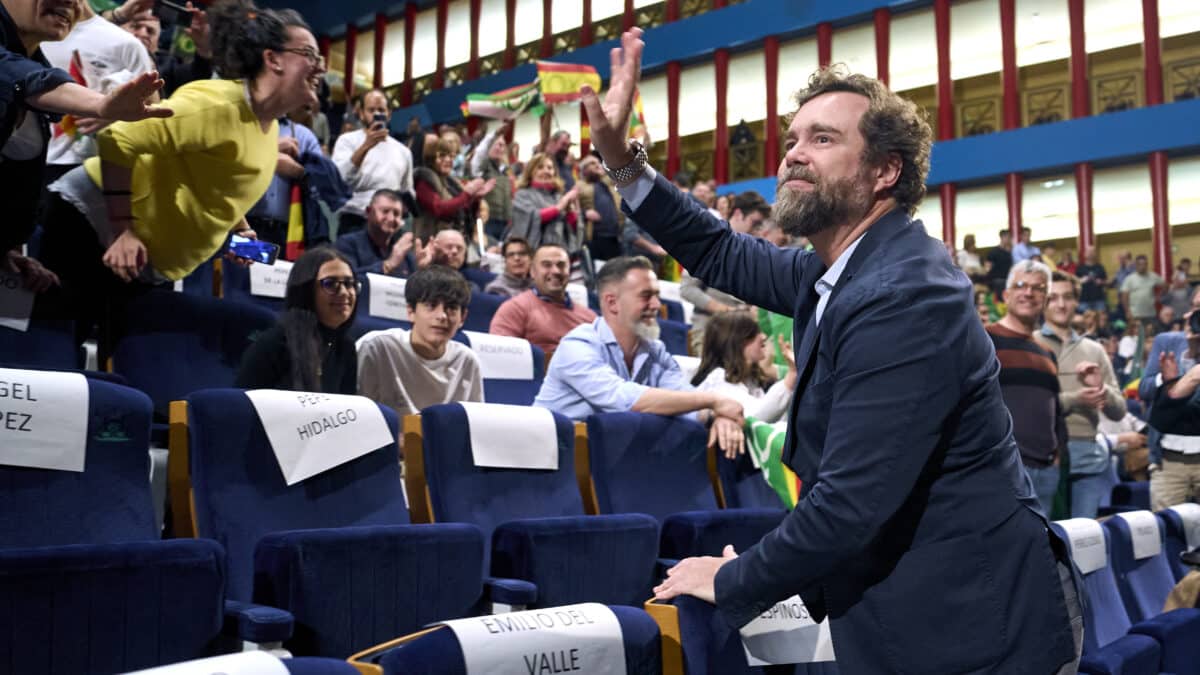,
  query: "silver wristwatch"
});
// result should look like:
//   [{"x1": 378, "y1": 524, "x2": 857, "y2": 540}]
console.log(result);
[{"x1": 603, "y1": 140, "x2": 648, "y2": 185}]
